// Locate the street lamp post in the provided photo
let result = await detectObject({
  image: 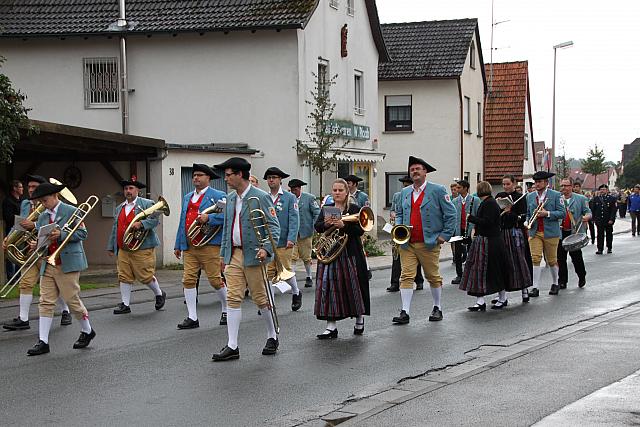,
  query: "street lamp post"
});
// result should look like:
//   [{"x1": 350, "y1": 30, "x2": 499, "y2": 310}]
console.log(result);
[{"x1": 552, "y1": 40, "x2": 574, "y2": 177}]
